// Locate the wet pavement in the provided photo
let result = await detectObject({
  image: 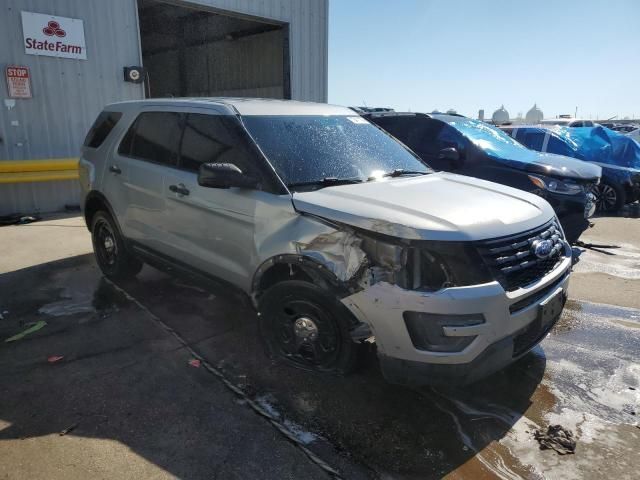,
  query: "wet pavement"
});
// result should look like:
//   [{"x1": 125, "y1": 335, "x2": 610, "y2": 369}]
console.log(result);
[{"x1": 1, "y1": 215, "x2": 639, "y2": 479}]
